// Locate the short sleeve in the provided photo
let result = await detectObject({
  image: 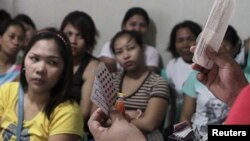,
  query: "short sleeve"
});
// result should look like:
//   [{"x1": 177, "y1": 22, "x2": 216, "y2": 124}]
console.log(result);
[
  {"x1": 150, "y1": 77, "x2": 170, "y2": 102},
  {"x1": 0, "y1": 84, "x2": 5, "y2": 117},
  {"x1": 165, "y1": 59, "x2": 175, "y2": 84},
  {"x1": 145, "y1": 45, "x2": 159, "y2": 67},
  {"x1": 49, "y1": 101, "x2": 84, "y2": 137},
  {"x1": 98, "y1": 41, "x2": 115, "y2": 58},
  {"x1": 182, "y1": 71, "x2": 198, "y2": 98},
  {"x1": 0, "y1": 82, "x2": 19, "y2": 118}
]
